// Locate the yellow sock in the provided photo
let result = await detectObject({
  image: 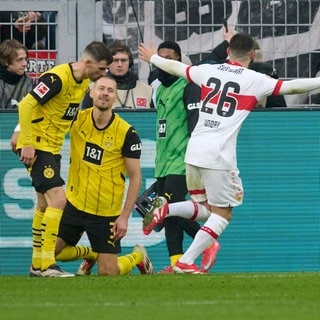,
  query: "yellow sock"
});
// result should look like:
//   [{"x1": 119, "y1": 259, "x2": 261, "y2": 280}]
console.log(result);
[
  {"x1": 56, "y1": 245, "x2": 98, "y2": 262},
  {"x1": 117, "y1": 251, "x2": 143, "y2": 275},
  {"x1": 41, "y1": 207, "x2": 63, "y2": 270},
  {"x1": 170, "y1": 254, "x2": 183, "y2": 266},
  {"x1": 31, "y1": 209, "x2": 44, "y2": 269}
]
